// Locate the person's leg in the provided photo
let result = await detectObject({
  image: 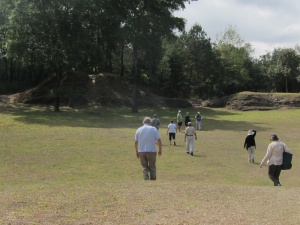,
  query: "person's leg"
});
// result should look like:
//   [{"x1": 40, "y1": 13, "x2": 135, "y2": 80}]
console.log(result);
[
  {"x1": 190, "y1": 138, "x2": 195, "y2": 155},
  {"x1": 147, "y1": 152, "x2": 157, "y2": 180},
  {"x1": 249, "y1": 146, "x2": 255, "y2": 162},
  {"x1": 173, "y1": 133, "x2": 176, "y2": 145},
  {"x1": 268, "y1": 165, "x2": 280, "y2": 186},
  {"x1": 169, "y1": 133, "x2": 172, "y2": 145},
  {"x1": 139, "y1": 152, "x2": 150, "y2": 180},
  {"x1": 273, "y1": 165, "x2": 282, "y2": 186},
  {"x1": 186, "y1": 138, "x2": 189, "y2": 153},
  {"x1": 247, "y1": 148, "x2": 252, "y2": 162}
]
